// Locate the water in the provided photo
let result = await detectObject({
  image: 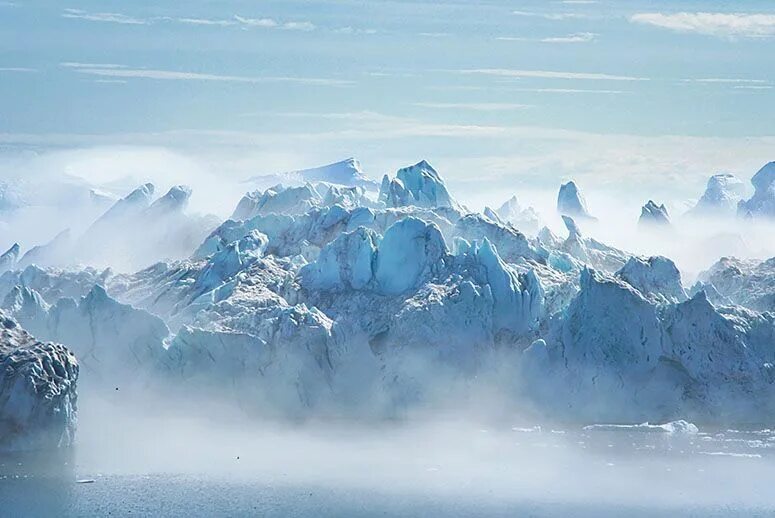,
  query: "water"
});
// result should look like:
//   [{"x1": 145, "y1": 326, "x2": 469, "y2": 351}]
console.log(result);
[{"x1": 3, "y1": 420, "x2": 775, "y2": 517}]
